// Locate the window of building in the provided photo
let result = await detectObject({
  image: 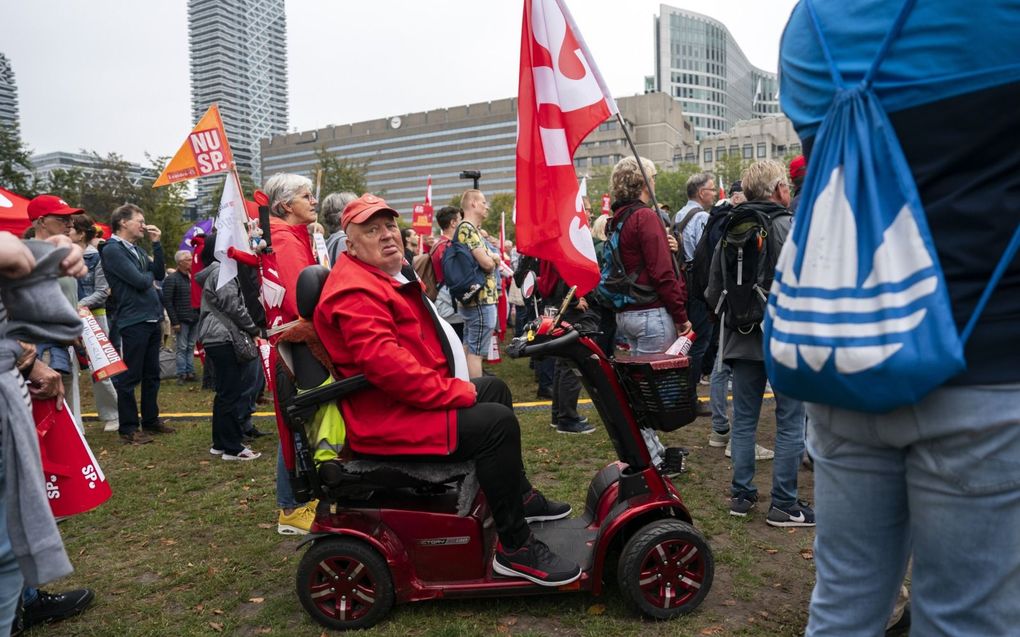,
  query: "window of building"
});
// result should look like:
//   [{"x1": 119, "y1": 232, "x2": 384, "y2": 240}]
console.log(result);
[
  {"x1": 574, "y1": 157, "x2": 587, "y2": 169},
  {"x1": 757, "y1": 142, "x2": 766, "y2": 158},
  {"x1": 717, "y1": 147, "x2": 726, "y2": 159},
  {"x1": 743, "y1": 144, "x2": 753, "y2": 159},
  {"x1": 704, "y1": 149, "x2": 713, "y2": 163},
  {"x1": 729, "y1": 145, "x2": 739, "y2": 157}
]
